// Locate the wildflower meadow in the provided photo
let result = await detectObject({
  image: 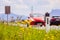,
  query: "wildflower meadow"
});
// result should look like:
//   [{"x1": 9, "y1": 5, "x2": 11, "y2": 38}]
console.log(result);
[{"x1": 0, "y1": 23, "x2": 60, "y2": 40}]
